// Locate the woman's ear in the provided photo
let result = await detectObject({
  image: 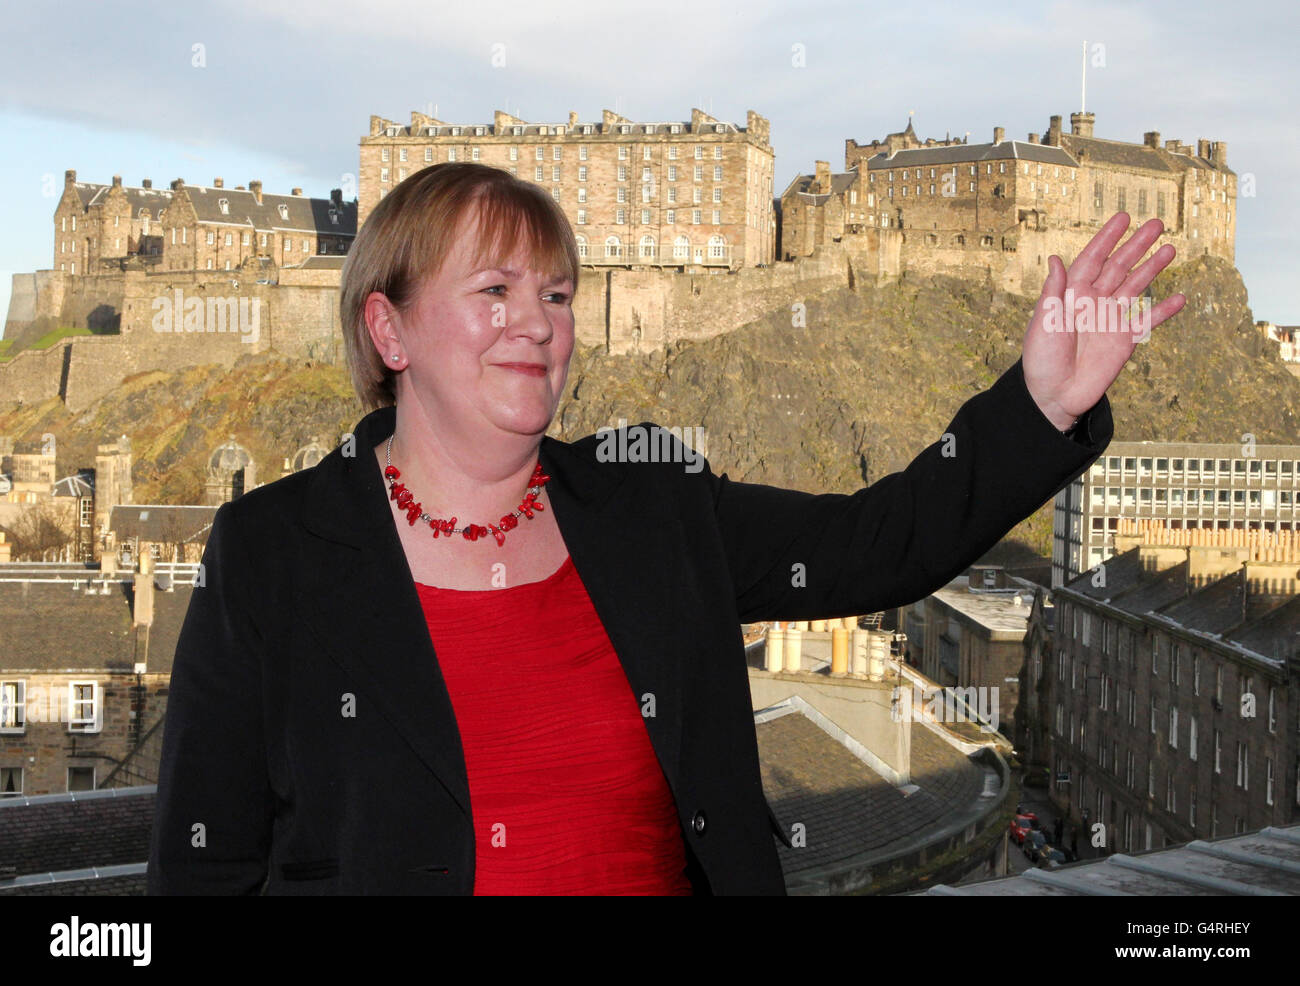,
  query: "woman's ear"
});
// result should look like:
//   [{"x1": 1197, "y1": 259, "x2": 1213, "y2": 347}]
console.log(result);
[{"x1": 363, "y1": 291, "x2": 402, "y2": 363}]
